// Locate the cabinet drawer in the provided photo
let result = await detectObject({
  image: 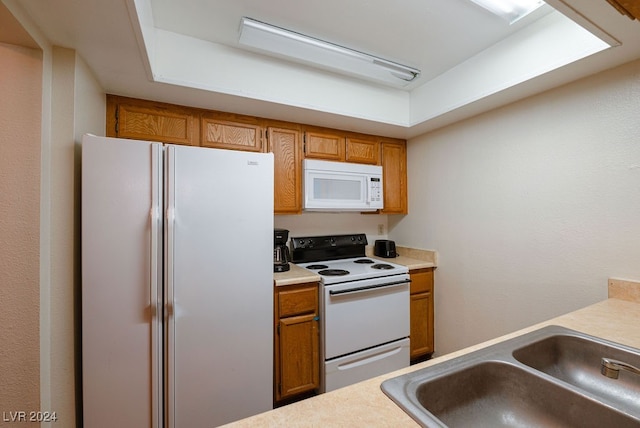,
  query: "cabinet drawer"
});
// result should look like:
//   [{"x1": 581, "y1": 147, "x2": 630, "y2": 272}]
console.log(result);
[
  {"x1": 410, "y1": 268, "x2": 434, "y2": 294},
  {"x1": 278, "y1": 284, "x2": 318, "y2": 318}
]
